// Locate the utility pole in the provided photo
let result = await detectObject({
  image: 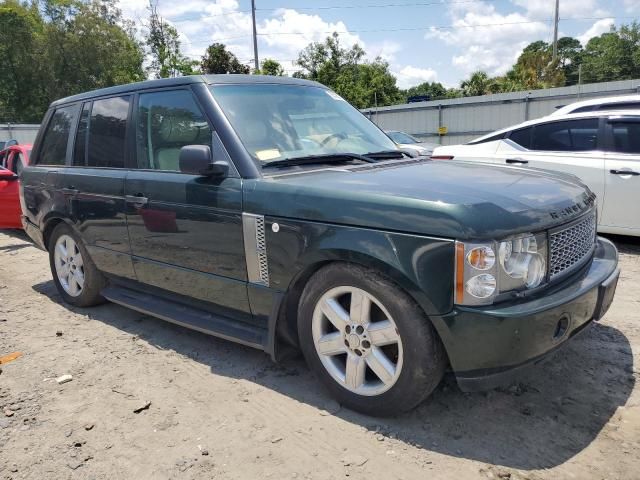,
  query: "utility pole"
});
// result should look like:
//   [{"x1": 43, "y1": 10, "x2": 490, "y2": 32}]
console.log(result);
[
  {"x1": 552, "y1": 0, "x2": 559, "y2": 61},
  {"x1": 251, "y1": 0, "x2": 259, "y2": 72}
]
